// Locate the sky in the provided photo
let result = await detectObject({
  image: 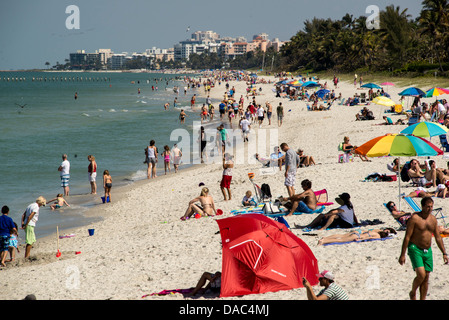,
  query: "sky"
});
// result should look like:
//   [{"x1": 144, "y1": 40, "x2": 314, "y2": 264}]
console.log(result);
[{"x1": 0, "y1": 0, "x2": 423, "y2": 70}]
